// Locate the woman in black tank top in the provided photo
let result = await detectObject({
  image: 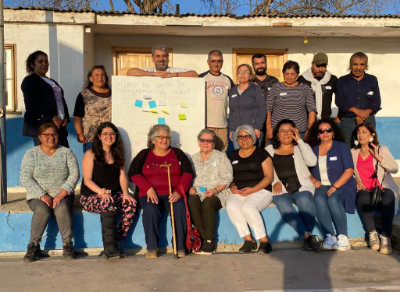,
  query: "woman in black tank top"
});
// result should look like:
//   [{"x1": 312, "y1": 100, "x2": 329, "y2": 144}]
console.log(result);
[{"x1": 80, "y1": 122, "x2": 137, "y2": 260}]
